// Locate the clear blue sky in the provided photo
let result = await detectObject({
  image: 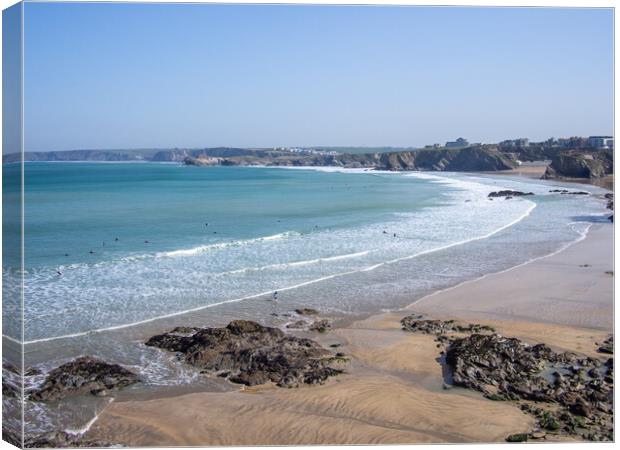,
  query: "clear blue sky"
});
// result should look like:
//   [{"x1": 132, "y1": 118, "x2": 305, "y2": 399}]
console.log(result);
[{"x1": 19, "y1": 3, "x2": 614, "y2": 151}]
